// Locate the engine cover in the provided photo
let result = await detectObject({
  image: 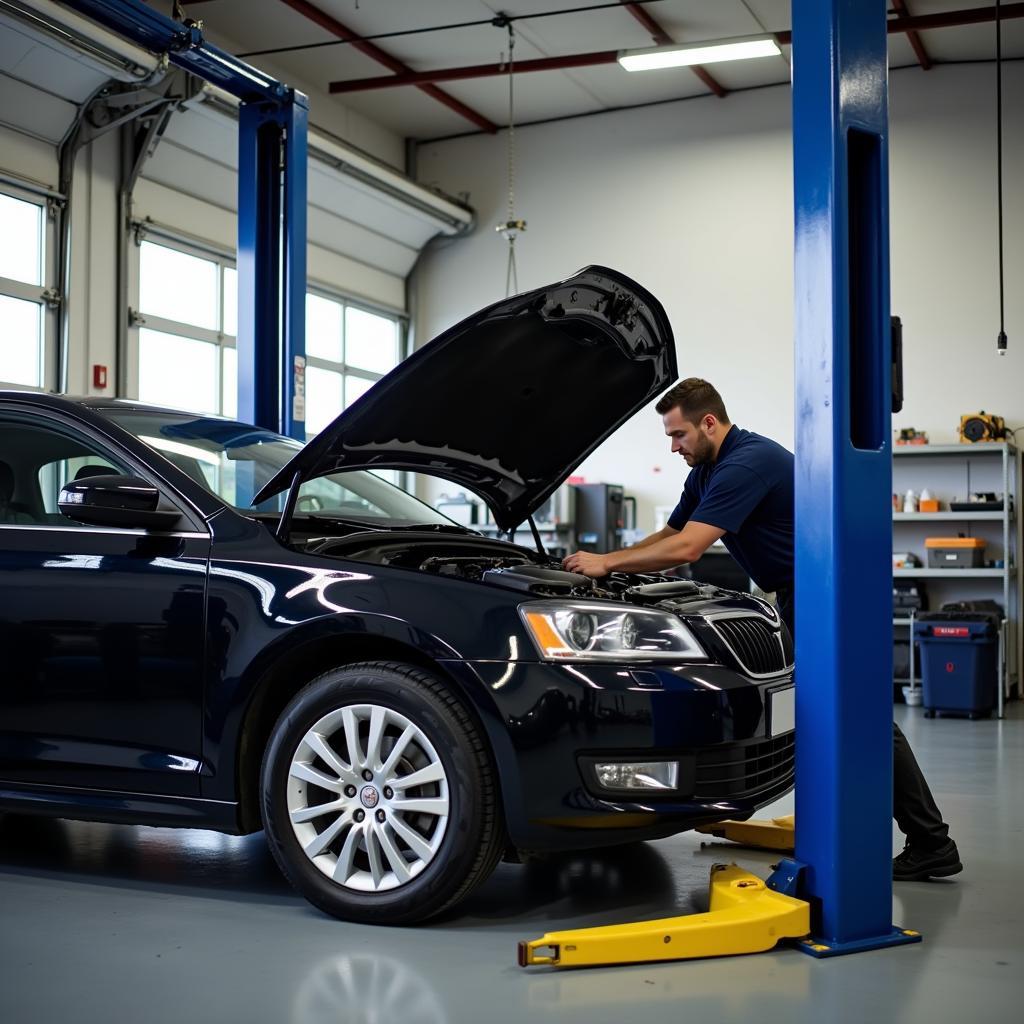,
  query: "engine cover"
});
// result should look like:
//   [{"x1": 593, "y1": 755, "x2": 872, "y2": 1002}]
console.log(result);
[{"x1": 481, "y1": 564, "x2": 594, "y2": 596}]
